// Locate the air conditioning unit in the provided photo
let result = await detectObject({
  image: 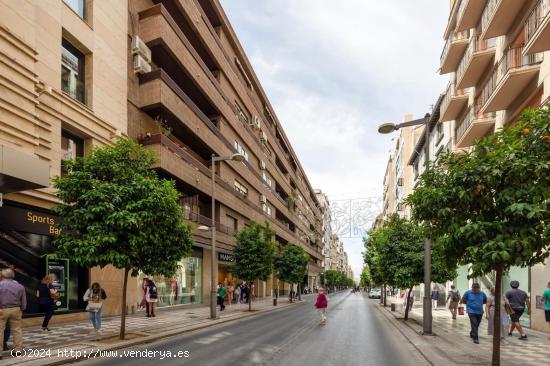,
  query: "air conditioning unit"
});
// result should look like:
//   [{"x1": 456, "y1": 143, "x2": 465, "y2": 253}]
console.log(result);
[
  {"x1": 250, "y1": 115, "x2": 261, "y2": 129},
  {"x1": 260, "y1": 131, "x2": 268, "y2": 142},
  {"x1": 131, "y1": 35, "x2": 152, "y2": 64},
  {"x1": 133, "y1": 54, "x2": 151, "y2": 74},
  {"x1": 397, "y1": 177, "x2": 404, "y2": 187},
  {"x1": 260, "y1": 194, "x2": 267, "y2": 204},
  {"x1": 259, "y1": 160, "x2": 266, "y2": 170}
]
